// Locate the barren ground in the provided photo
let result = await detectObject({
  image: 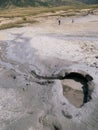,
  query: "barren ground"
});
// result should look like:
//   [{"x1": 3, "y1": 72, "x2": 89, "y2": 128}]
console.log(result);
[{"x1": 0, "y1": 10, "x2": 98, "y2": 130}]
